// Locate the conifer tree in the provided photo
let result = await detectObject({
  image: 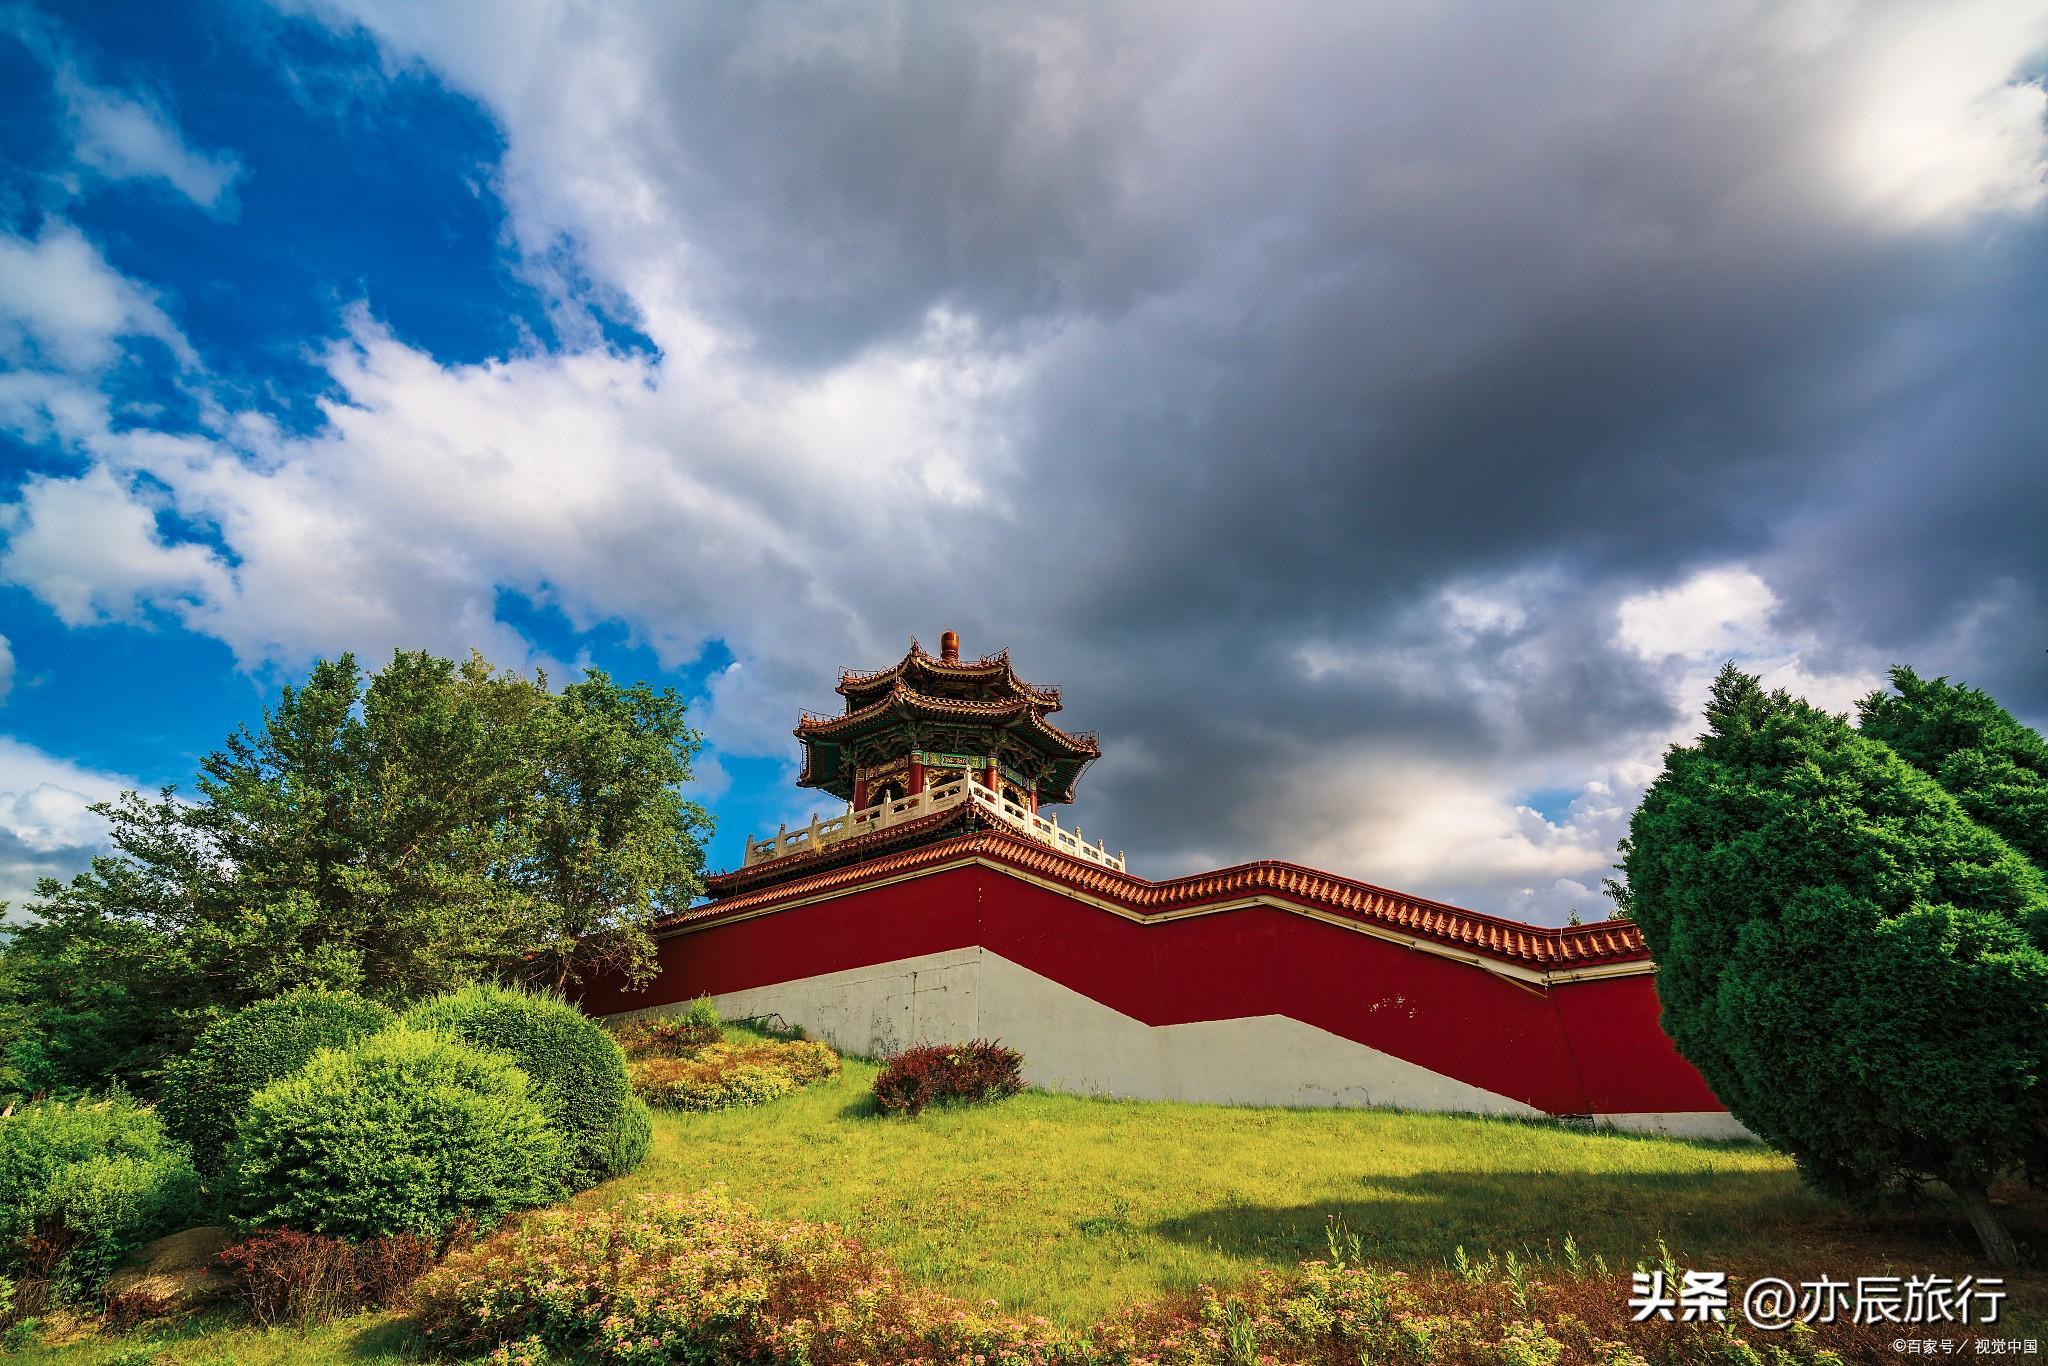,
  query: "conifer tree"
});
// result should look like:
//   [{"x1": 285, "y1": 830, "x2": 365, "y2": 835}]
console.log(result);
[
  {"x1": 1858, "y1": 666, "x2": 2048, "y2": 876},
  {"x1": 1614, "y1": 665, "x2": 2048, "y2": 1264}
]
